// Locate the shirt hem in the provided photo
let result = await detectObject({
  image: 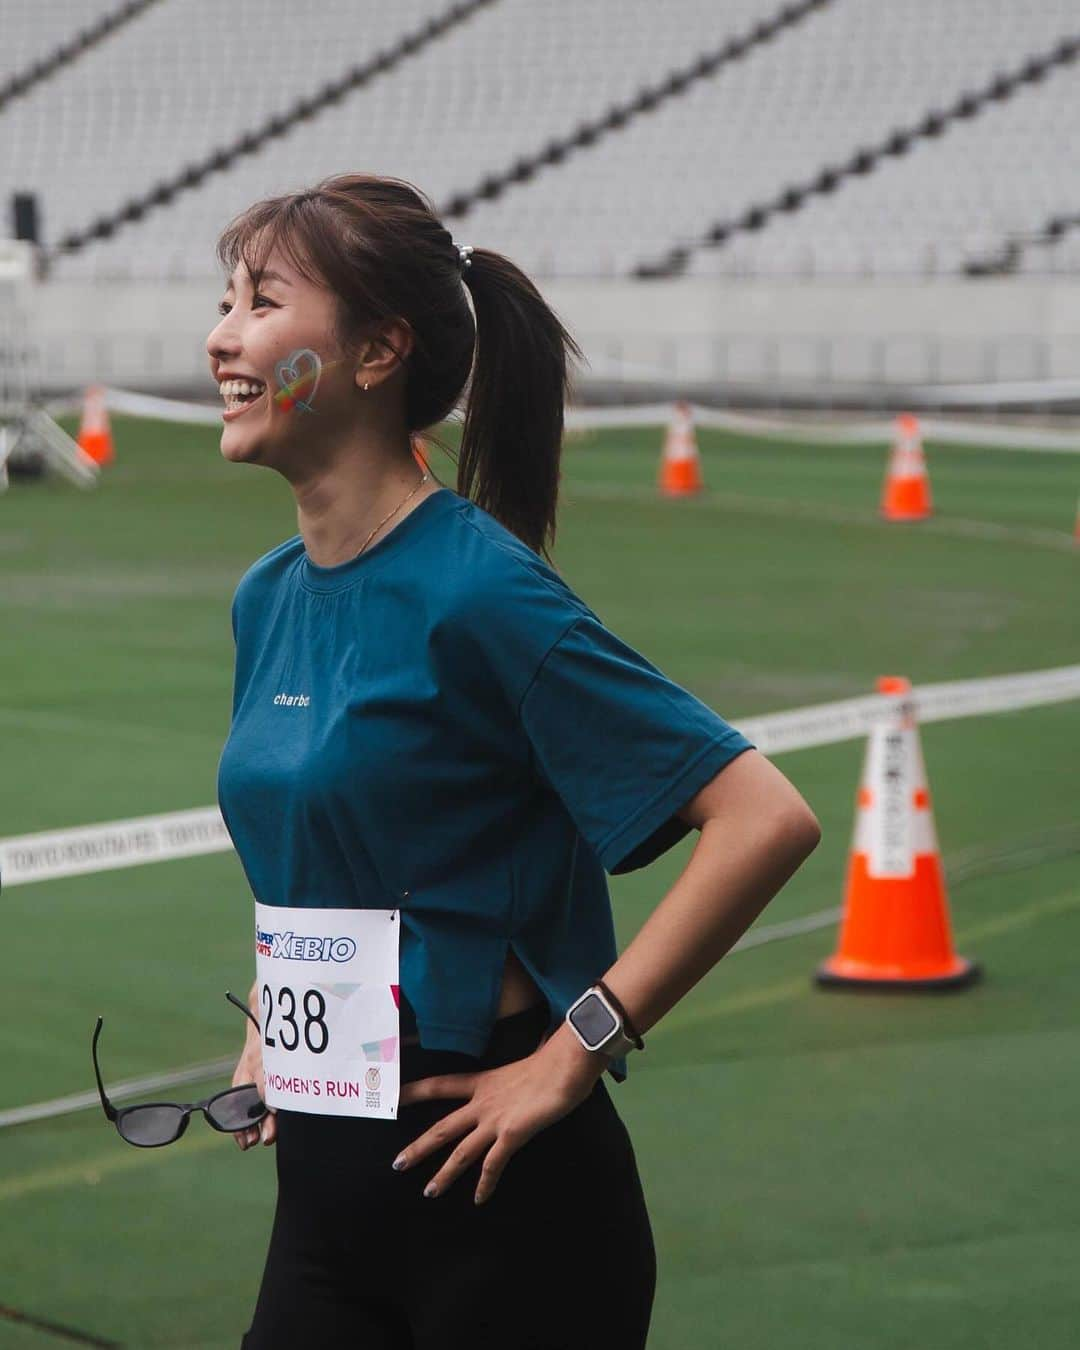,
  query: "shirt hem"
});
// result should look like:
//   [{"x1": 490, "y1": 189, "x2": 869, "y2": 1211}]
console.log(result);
[{"x1": 596, "y1": 728, "x2": 756, "y2": 873}]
